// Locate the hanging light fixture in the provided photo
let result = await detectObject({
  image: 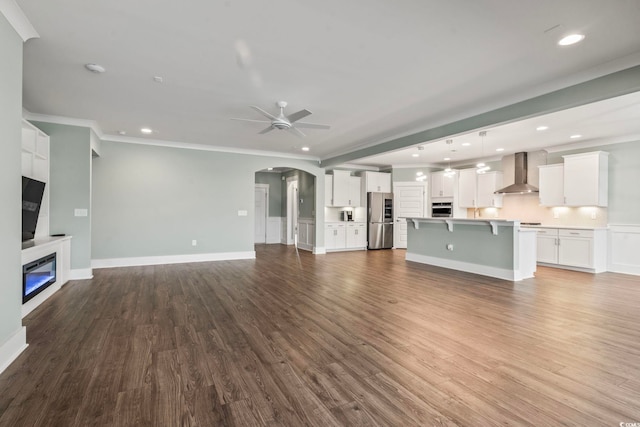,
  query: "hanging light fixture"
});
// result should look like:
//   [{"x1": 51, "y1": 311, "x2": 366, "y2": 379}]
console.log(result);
[
  {"x1": 444, "y1": 139, "x2": 456, "y2": 177},
  {"x1": 476, "y1": 131, "x2": 490, "y2": 174}
]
